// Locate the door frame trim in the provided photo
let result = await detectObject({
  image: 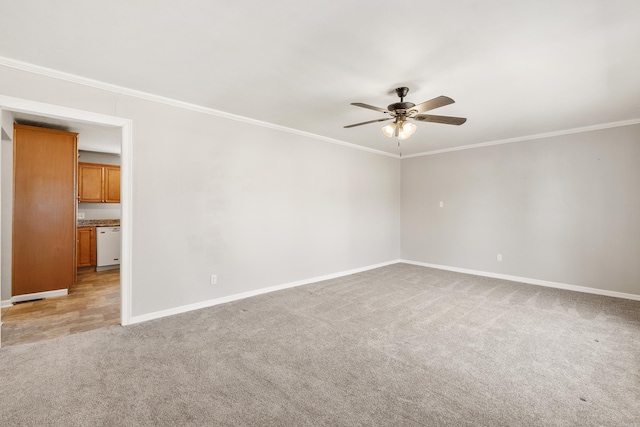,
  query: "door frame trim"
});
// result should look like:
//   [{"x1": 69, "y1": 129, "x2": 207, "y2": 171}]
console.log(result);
[{"x1": 0, "y1": 95, "x2": 133, "y2": 325}]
